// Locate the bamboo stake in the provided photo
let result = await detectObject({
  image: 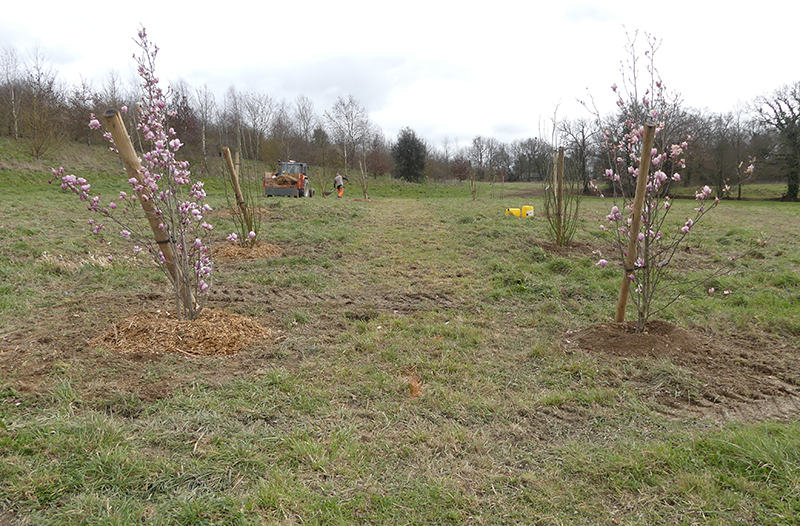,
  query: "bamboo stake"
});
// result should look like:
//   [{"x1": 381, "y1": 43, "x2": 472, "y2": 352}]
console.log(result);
[
  {"x1": 222, "y1": 147, "x2": 252, "y2": 234},
  {"x1": 614, "y1": 123, "x2": 657, "y2": 323},
  {"x1": 102, "y1": 109, "x2": 195, "y2": 315}
]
